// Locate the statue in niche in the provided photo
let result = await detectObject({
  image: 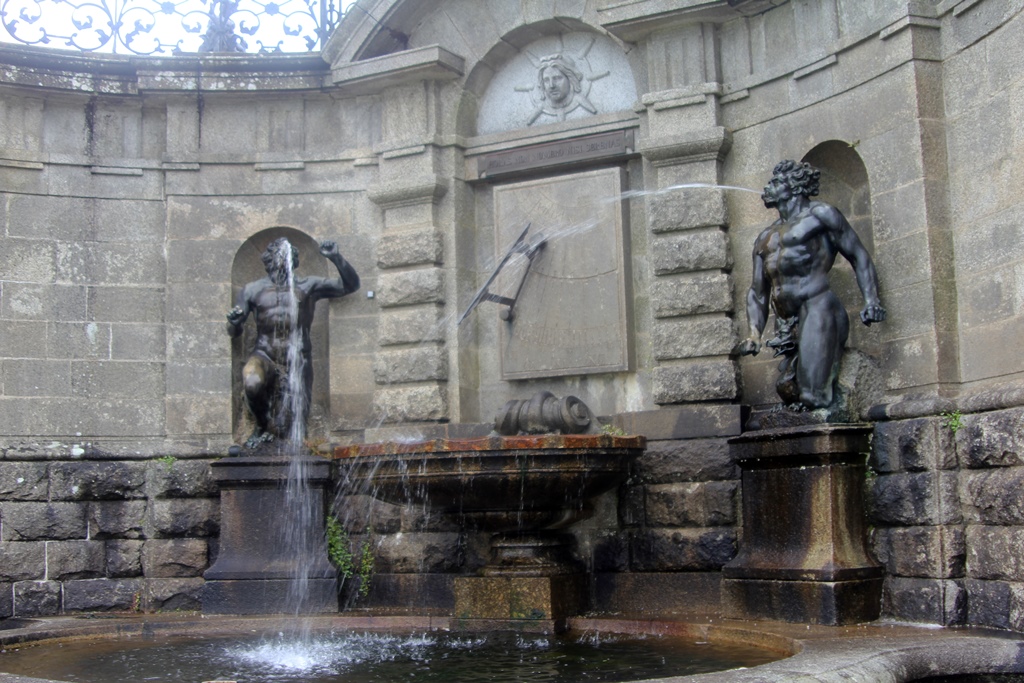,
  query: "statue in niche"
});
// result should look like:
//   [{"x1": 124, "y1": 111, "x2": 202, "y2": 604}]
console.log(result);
[
  {"x1": 737, "y1": 160, "x2": 885, "y2": 411},
  {"x1": 227, "y1": 237, "x2": 360, "y2": 448}
]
